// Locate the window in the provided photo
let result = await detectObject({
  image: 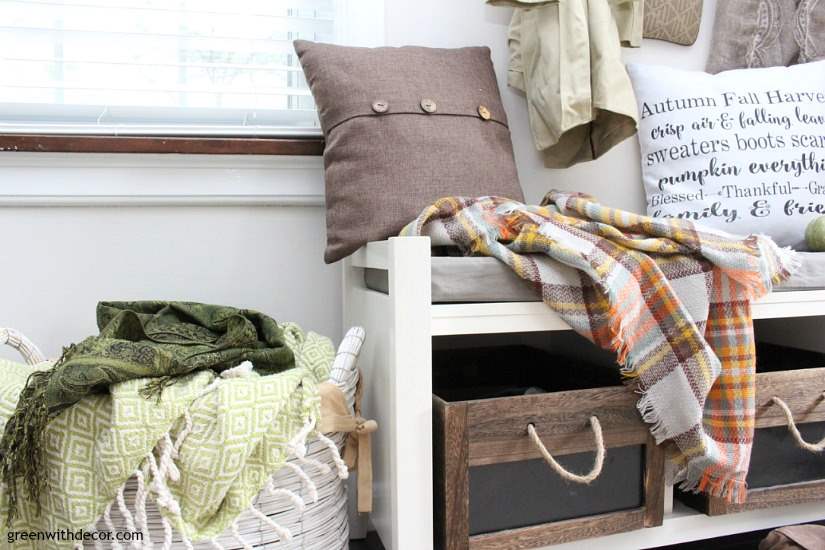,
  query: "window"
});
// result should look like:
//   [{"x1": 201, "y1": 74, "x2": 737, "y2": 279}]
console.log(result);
[{"x1": 0, "y1": 0, "x2": 383, "y2": 137}]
